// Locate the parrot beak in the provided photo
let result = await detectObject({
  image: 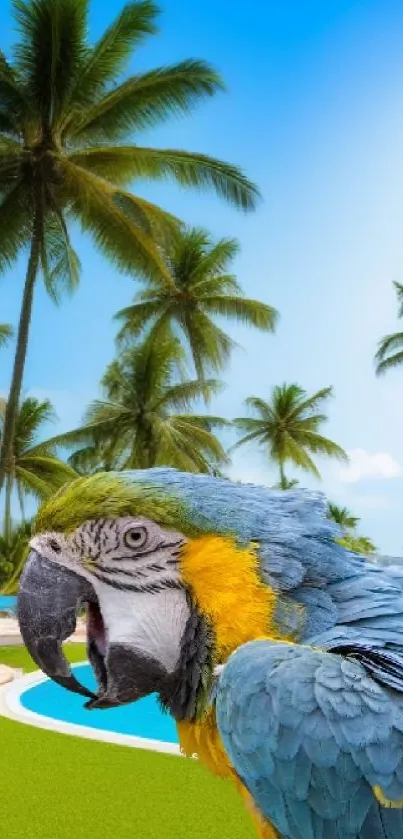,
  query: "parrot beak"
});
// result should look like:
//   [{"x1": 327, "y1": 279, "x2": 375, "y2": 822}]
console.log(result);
[
  {"x1": 17, "y1": 550, "x2": 170, "y2": 708},
  {"x1": 17, "y1": 551, "x2": 97, "y2": 700}
]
